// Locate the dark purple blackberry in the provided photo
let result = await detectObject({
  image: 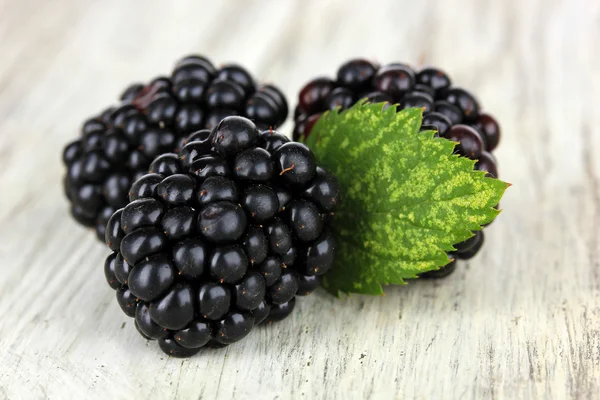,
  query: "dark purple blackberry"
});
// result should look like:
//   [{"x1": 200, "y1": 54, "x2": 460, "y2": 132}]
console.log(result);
[
  {"x1": 293, "y1": 59, "x2": 502, "y2": 279},
  {"x1": 264, "y1": 297, "x2": 296, "y2": 323},
  {"x1": 298, "y1": 77, "x2": 335, "y2": 115},
  {"x1": 363, "y1": 91, "x2": 394, "y2": 104},
  {"x1": 454, "y1": 231, "x2": 485, "y2": 260},
  {"x1": 473, "y1": 113, "x2": 501, "y2": 152},
  {"x1": 476, "y1": 151, "x2": 498, "y2": 178},
  {"x1": 422, "y1": 112, "x2": 453, "y2": 137},
  {"x1": 416, "y1": 67, "x2": 451, "y2": 93},
  {"x1": 400, "y1": 92, "x2": 434, "y2": 112},
  {"x1": 325, "y1": 87, "x2": 355, "y2": 111},
  {"x1": 103, "y1": 116, "x2": 340, "y2": 357},
  {"x1": 246, "y1": 85, "x2": 289, "y2": 130},
  {"x1": 337, "y1": 59, "x2": 379, "y2": 92},
  {"x1": 419, "y1": 255, "x2": 458, "y2": 279},
  {"x1": 438, "y1": 87, "x2": 480, "y2": 122},
  {"x1": 373, "y1": 64, "x2": 416, "y2": 101},
  {"x1": 62, "y1": 55, "x2": 288, "y2": 241},
  {"x1": 445, "y1": 125, "x2": 484, "y2": 159}
]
